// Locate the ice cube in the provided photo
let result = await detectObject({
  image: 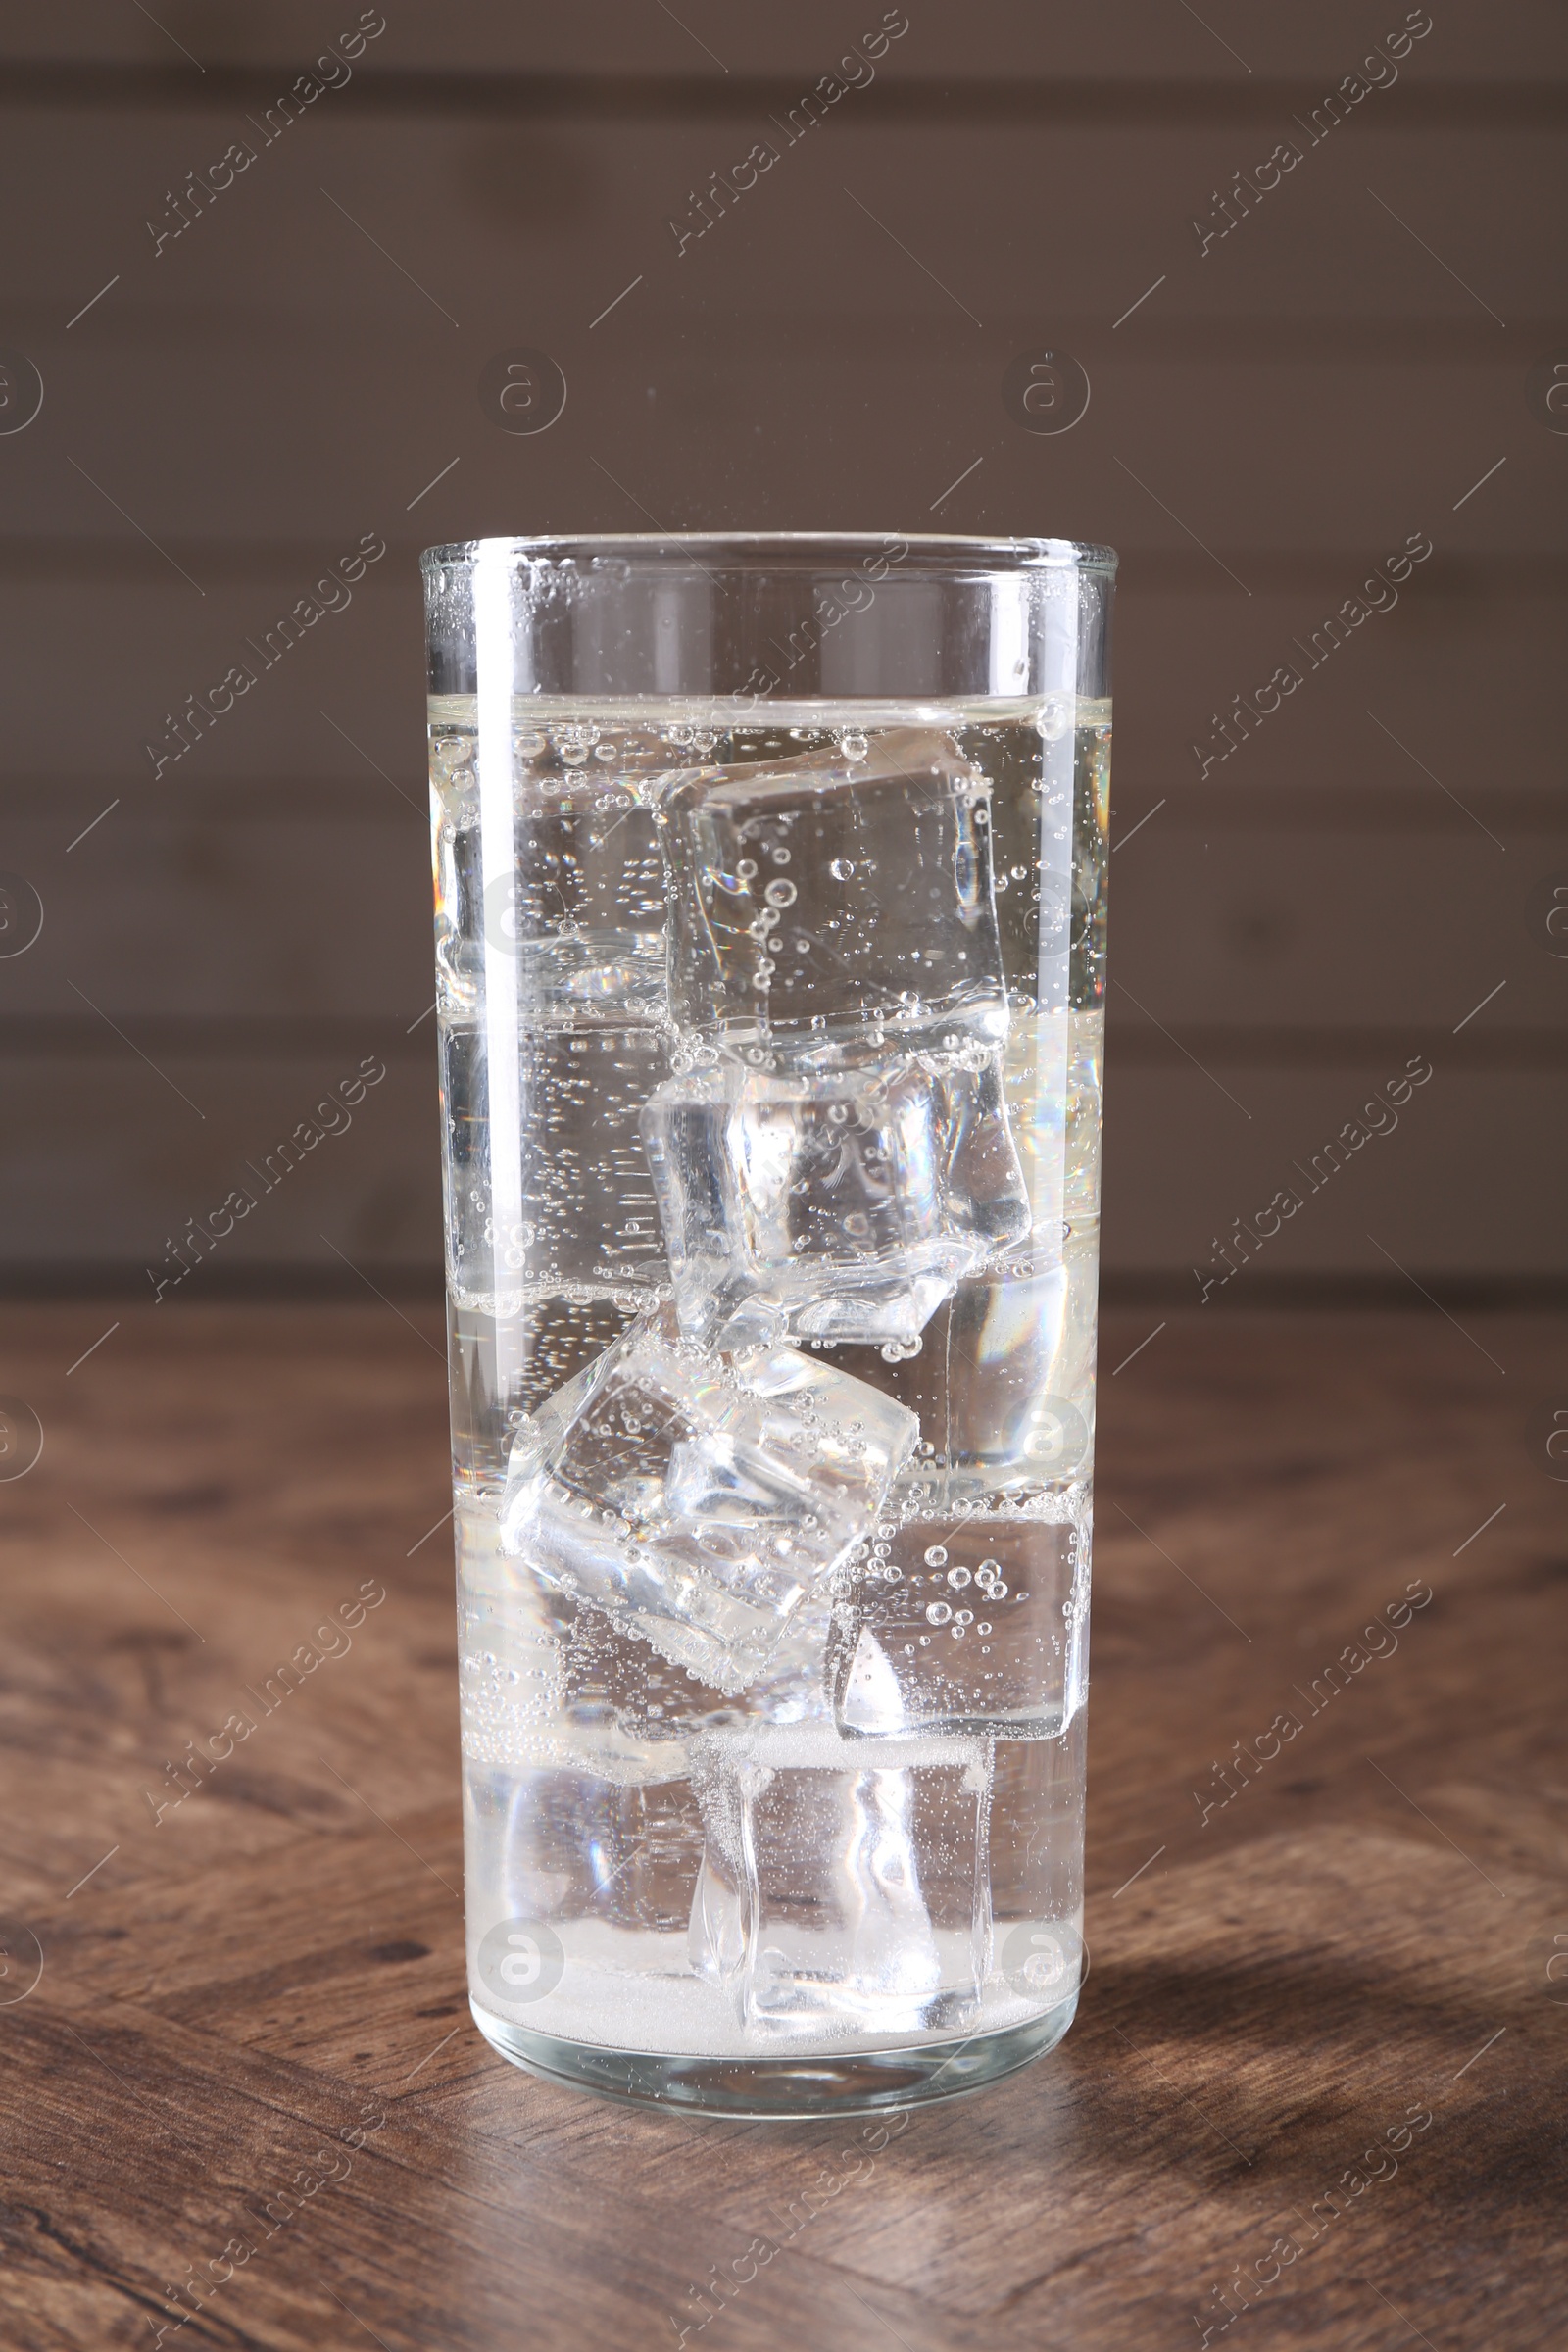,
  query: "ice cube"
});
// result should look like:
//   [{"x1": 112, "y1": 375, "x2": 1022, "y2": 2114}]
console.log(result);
[
  {"x1": 938, "y1": 1252, "x2": 1097, "y2": 1504},
  {"x1": 466, "y1": 1759, "x2": 705, "y2": 1968},
  {"x1": 450, "y1": 1290, "x2": 646, "y2": 1493},
  {"x1": 832, "y1": 1516, "x2": 1089, "y2": 1740},
  {"x1": 497, "y1": 1304, "x2": 918, "y2": 1695},
  {"x1": 990, "y1": 1718, "x2": 1086, "y2": 1933},
  {"x1": 685, "y1": 1740, "x2": 768, "y2": 1993},
  {"x1": 687, "y1": 1724, "x2": 993, "y2": 2034},
  {"x1": 659, "y1": 728, "x2": 1009, "y2": 1054},
  {"x1": 564, "y1": 1581, "x2": 845, "y2": 1756},
  {"x1": 642, "y1": 1045, "x2": 1030, "y2": 1347},
  {"x1": 435, "y1": 779, "x2": 667, "y2": 1023},
  {"x1": 458, "y1": 1497, "x2": 694, "y2": 1785},
  {"x1": 848, "y1": 1256, "x2": 1095, "y2": 1520},
  {"x1": 466, "y1": 1487, "x2": 846, "y2": 1782}
]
